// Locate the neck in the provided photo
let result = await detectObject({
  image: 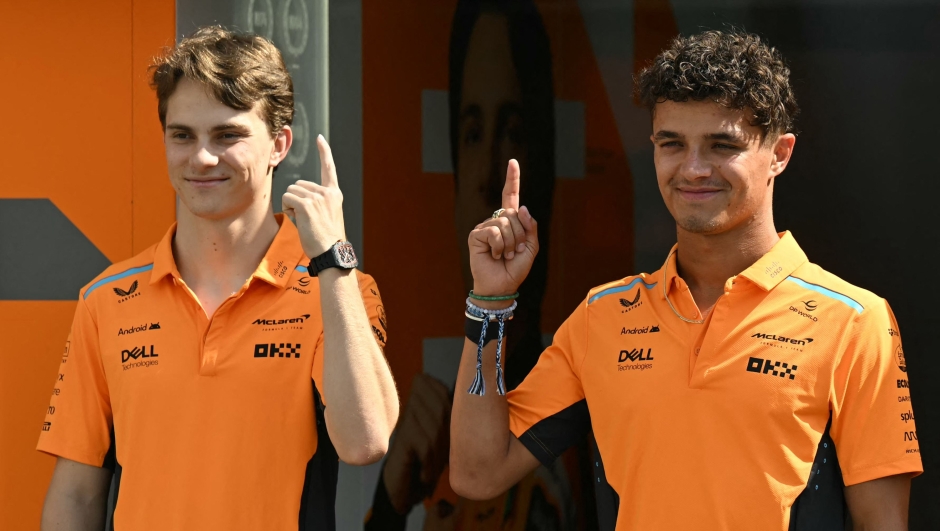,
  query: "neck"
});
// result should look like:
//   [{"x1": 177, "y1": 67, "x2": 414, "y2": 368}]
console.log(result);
[
  {"x1": 173, "y1": 200, "x2": 280, "y2": 292},
  {"x1": 675, "y1": 213, "x2": 779, "y2": 313}
]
